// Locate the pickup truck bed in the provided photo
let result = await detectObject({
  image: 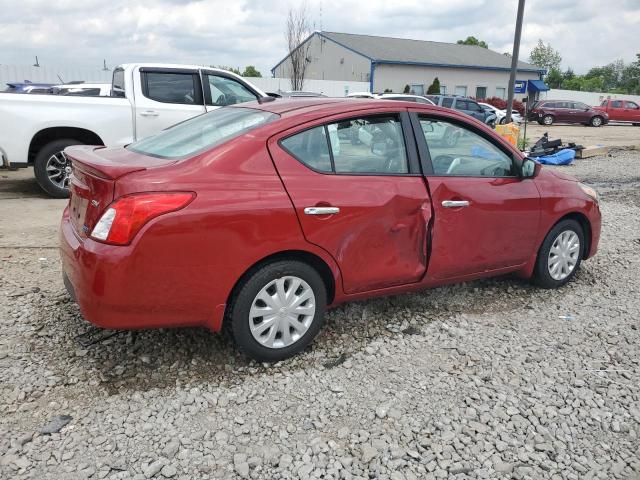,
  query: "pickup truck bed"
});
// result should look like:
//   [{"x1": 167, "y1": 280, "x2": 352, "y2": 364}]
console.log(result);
[{"x1": 0, "y1": 63, "x2": 266, "y2": 197}]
